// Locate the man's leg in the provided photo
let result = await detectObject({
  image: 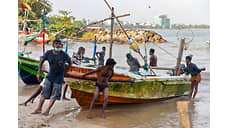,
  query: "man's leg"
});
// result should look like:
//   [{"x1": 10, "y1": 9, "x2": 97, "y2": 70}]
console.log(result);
[
  {"x1": 193, "y1": 82, "x2": 199, "y2": 99},
  {"x1": 62, "y1": 84, "x2": 70, "y2": 101},
  {"x1": 189, "y1": 81, "x2": 195, "y2": 99},
  {"x1": 88, "y1": 87, "x2": 99, "y2": 118},
  {"x1": 42, "y1": 99, "x2": 56, "y2": 116},
  {"x1": 19, "y1": 86, "x2": 43, "y2": 106},
  {"x1": 31, "y1": 97, "x2": 45, "y2": 114},
  {"x1": 101, "y1": 87, "x2": 108, "y2": 119}
]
